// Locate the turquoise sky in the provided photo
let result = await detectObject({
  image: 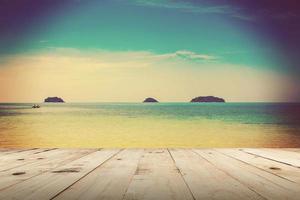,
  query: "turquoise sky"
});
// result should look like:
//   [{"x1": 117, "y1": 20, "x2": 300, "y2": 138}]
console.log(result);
[
  {"x1": 0, "y1": 0, "x2": 299, "y2": 102},
  {"x1": 5, "y1": 0, "x2": 280, "y2": 69}
]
